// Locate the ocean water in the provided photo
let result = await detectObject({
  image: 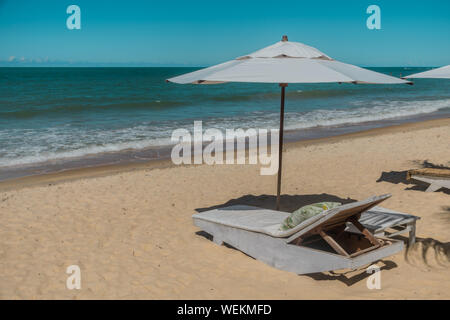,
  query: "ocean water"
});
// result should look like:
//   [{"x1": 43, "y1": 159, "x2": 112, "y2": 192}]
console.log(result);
[{"x1": 0, "y1": 67, "x2": 449, "y2": 179}]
